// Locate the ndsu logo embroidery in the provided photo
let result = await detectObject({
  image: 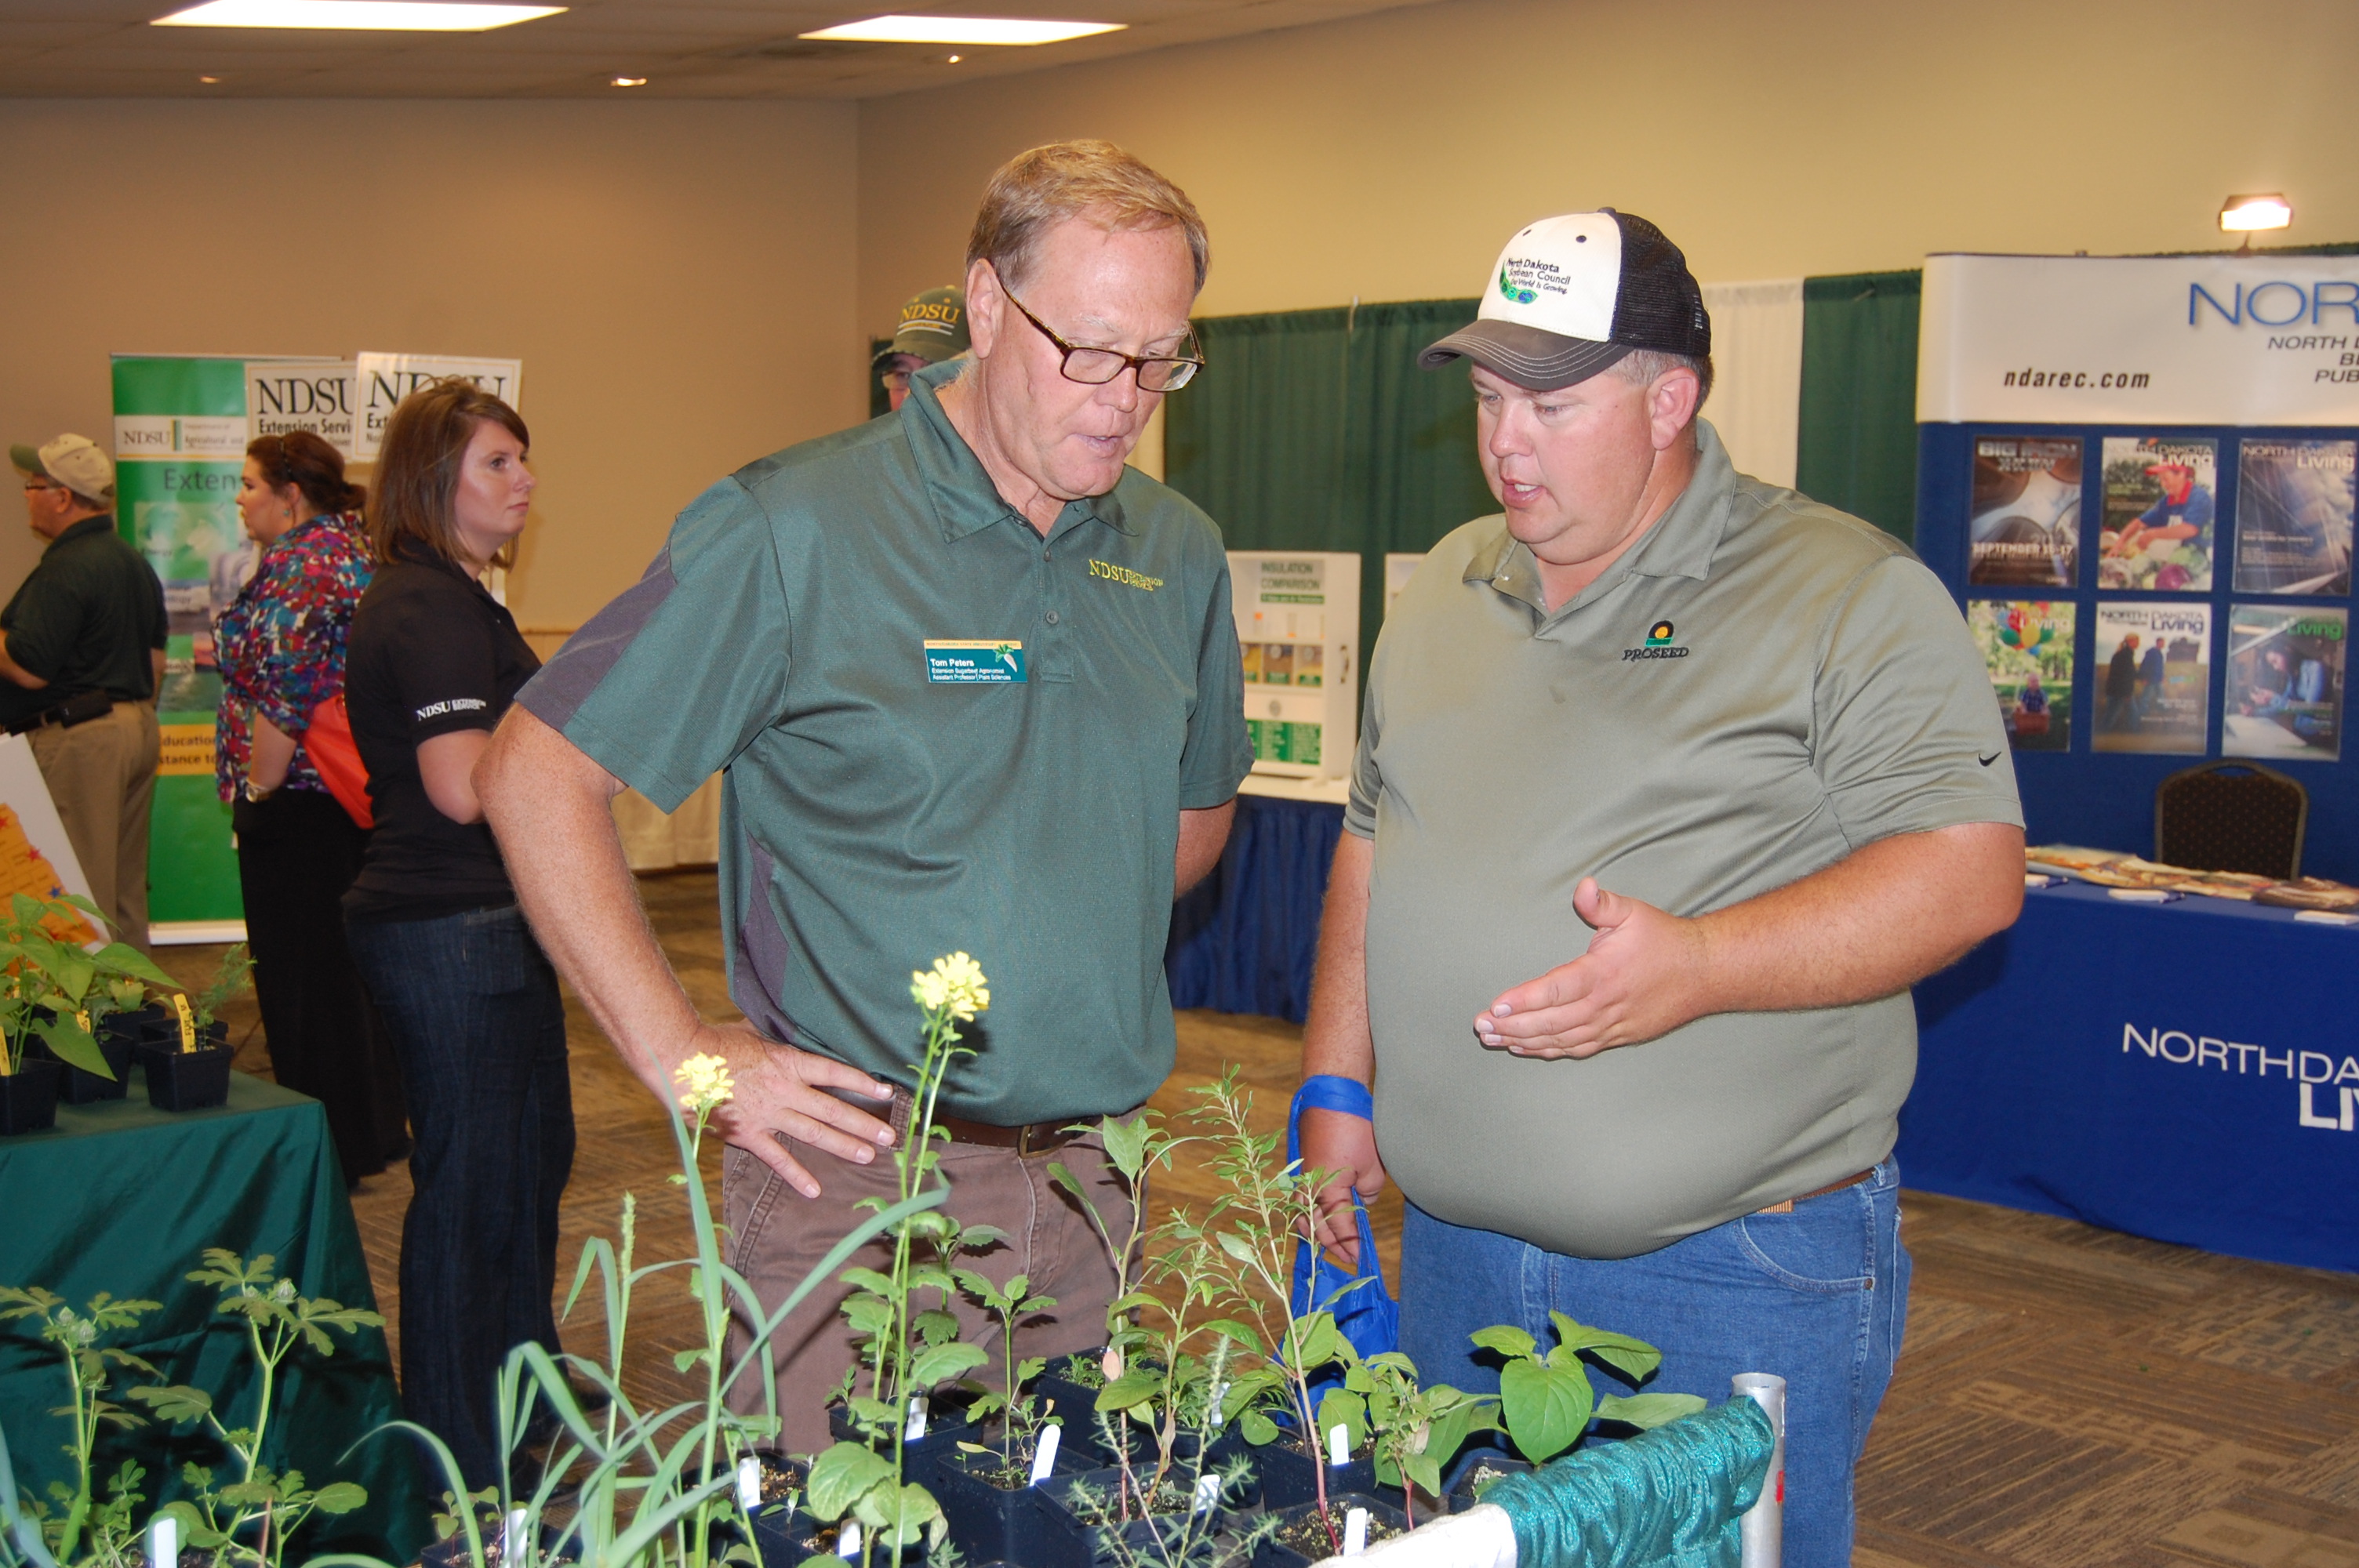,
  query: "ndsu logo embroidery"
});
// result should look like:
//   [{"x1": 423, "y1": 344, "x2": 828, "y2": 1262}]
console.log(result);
[{"x1": 1623, "y1": 619, "x2": 1690, "y2": 662}]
